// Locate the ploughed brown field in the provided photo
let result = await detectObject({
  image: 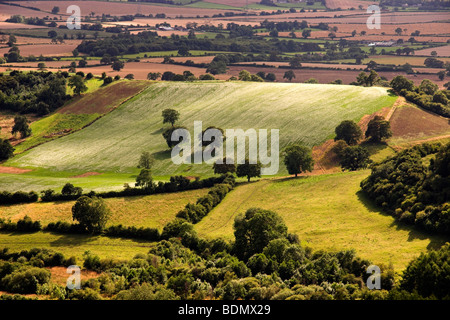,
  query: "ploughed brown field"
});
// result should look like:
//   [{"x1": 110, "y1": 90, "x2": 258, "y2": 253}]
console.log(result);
[
  {"x1": 203, "y1": 0, "x2": 261, "y2": 6},
  {"x1": 57, "y1": 80, "x2": 150, "y2": 115},
  {"x1": 0, "y1": 3, "x2": 60, "y2": 21},
  {"x1": 7, "y1": 1, "x2": 239, "y2": 17},
  {"x1": 325, "y1": 0, "x2": 378, "y2": 10},
  {"x1": 0, "y1": 42, "x2": 81, "y2": 57},
  {"x1": 389, "y1": 106, "x2": 450, "y2": 141},
  {"x1": 328, "y1": 22, "x2": 450, "y2": 36},
  {"x1": 225, "y1": 65, "x2": 449, "y2": 86},
  {"x1": 414, "y1": 45, "x2": 450, "y2": 57}
]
